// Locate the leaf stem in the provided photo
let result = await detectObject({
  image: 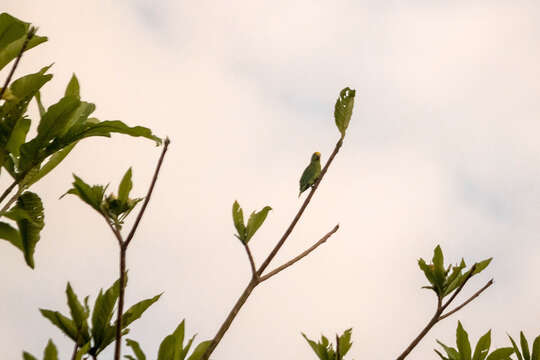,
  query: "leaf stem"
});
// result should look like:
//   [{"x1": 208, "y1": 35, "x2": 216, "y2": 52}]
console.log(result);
[
  {"x1": 0, "y1": 26, "x2": 36, "y2": 101},
  {"x1": 243, "y1": 243, "x2": 258, "y2": 280},
  {"x1": 112, "y1": 139, "x2": 169, "y2": 360},
  {"x1": 124, "y1": 137, "x2": 169, "y2": 247}
]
